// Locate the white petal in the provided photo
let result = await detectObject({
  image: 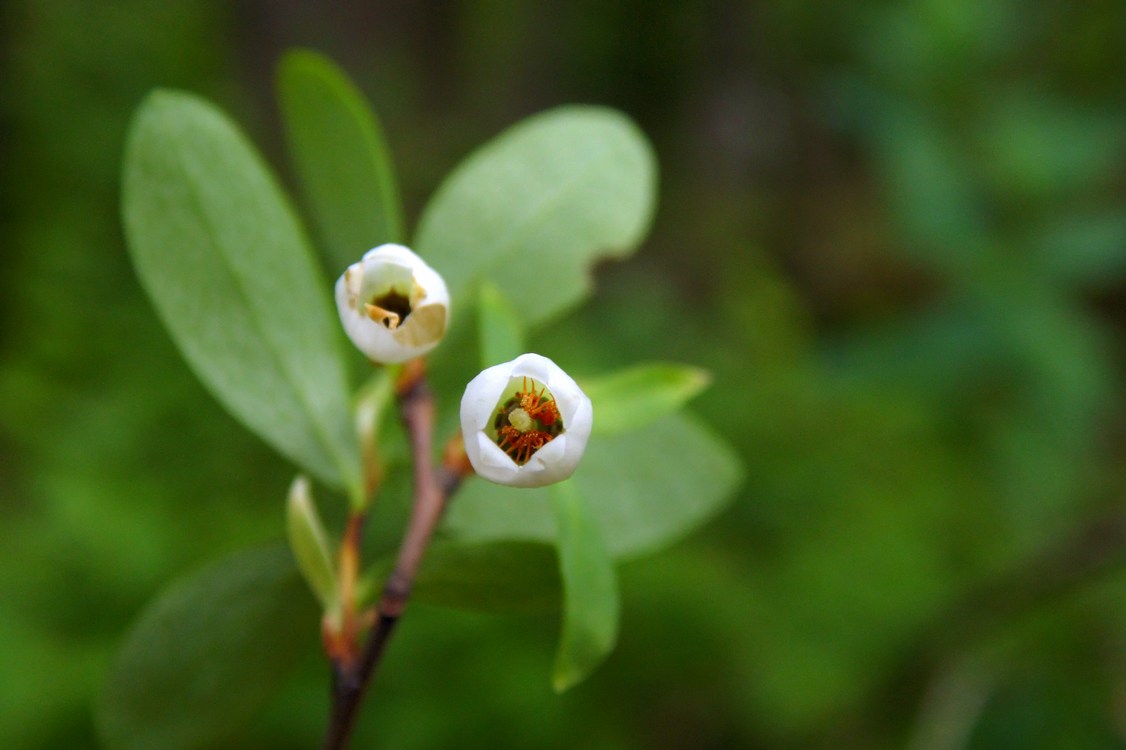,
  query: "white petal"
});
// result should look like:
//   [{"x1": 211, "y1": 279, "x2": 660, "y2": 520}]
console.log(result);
[
  {"x1": 459, "y1": 353, "x2": 593, "y2": 488},
  {"x1": 460, "y1": 361, "x2": 515, "y2": 432},
  {"x1": 335, "y1": 244, "x2": 449, "y2": 364}
]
